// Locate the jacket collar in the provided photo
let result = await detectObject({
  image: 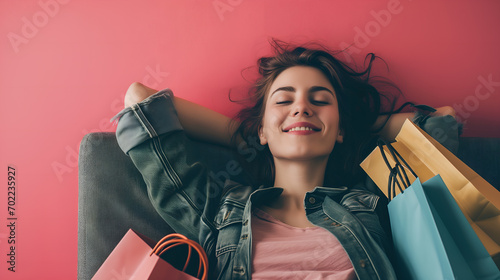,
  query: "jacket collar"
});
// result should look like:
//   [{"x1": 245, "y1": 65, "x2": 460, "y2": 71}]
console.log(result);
[{"x1": 249, "y1": 185, "x2": 350, "y2": 207}]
